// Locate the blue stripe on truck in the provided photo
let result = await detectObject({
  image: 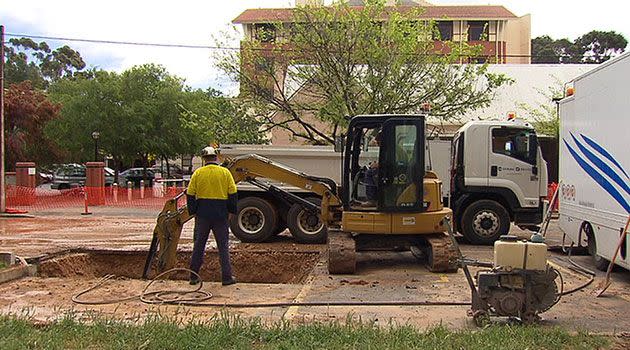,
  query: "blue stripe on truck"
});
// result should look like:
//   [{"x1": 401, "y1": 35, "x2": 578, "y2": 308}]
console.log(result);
[
  {"x1": 581, "y1": 133, "x2": 629, "y2": 179},
  {"x1": 563, "y1": 139, "x2": 630, "y2": 213},
  {"x1": 571, "y1": 133, "x2": 630, "y2": 196}
]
